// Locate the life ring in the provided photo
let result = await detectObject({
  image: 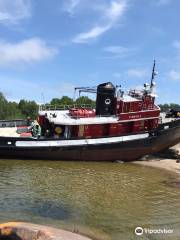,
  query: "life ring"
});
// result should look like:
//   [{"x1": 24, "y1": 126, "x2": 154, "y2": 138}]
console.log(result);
[
  {"x1": 55, "y1": 127, "x2": 63, "y2": 134},
  {"x1": 105, "y1": 98, "x2": 111, "y2": 105}
]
